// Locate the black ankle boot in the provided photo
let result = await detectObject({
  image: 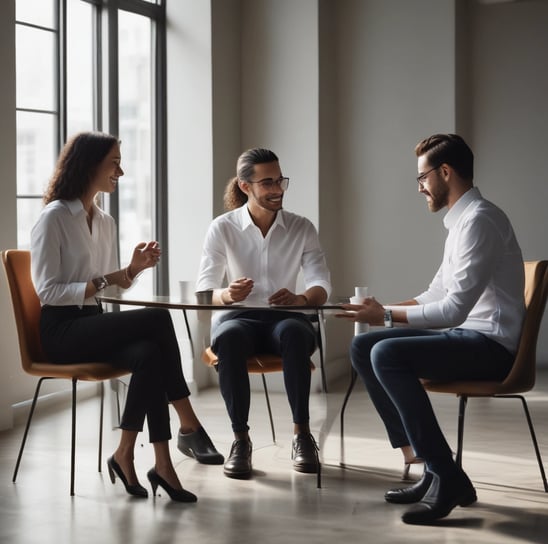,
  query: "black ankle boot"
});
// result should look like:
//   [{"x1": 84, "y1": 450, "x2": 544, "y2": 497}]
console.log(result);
[
  {"x1": 385, "y1": 470, "x2": 433, "y2": 504},
  {"x1": 401, "y1": 471, "x2": 477, "y2": 524}
]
